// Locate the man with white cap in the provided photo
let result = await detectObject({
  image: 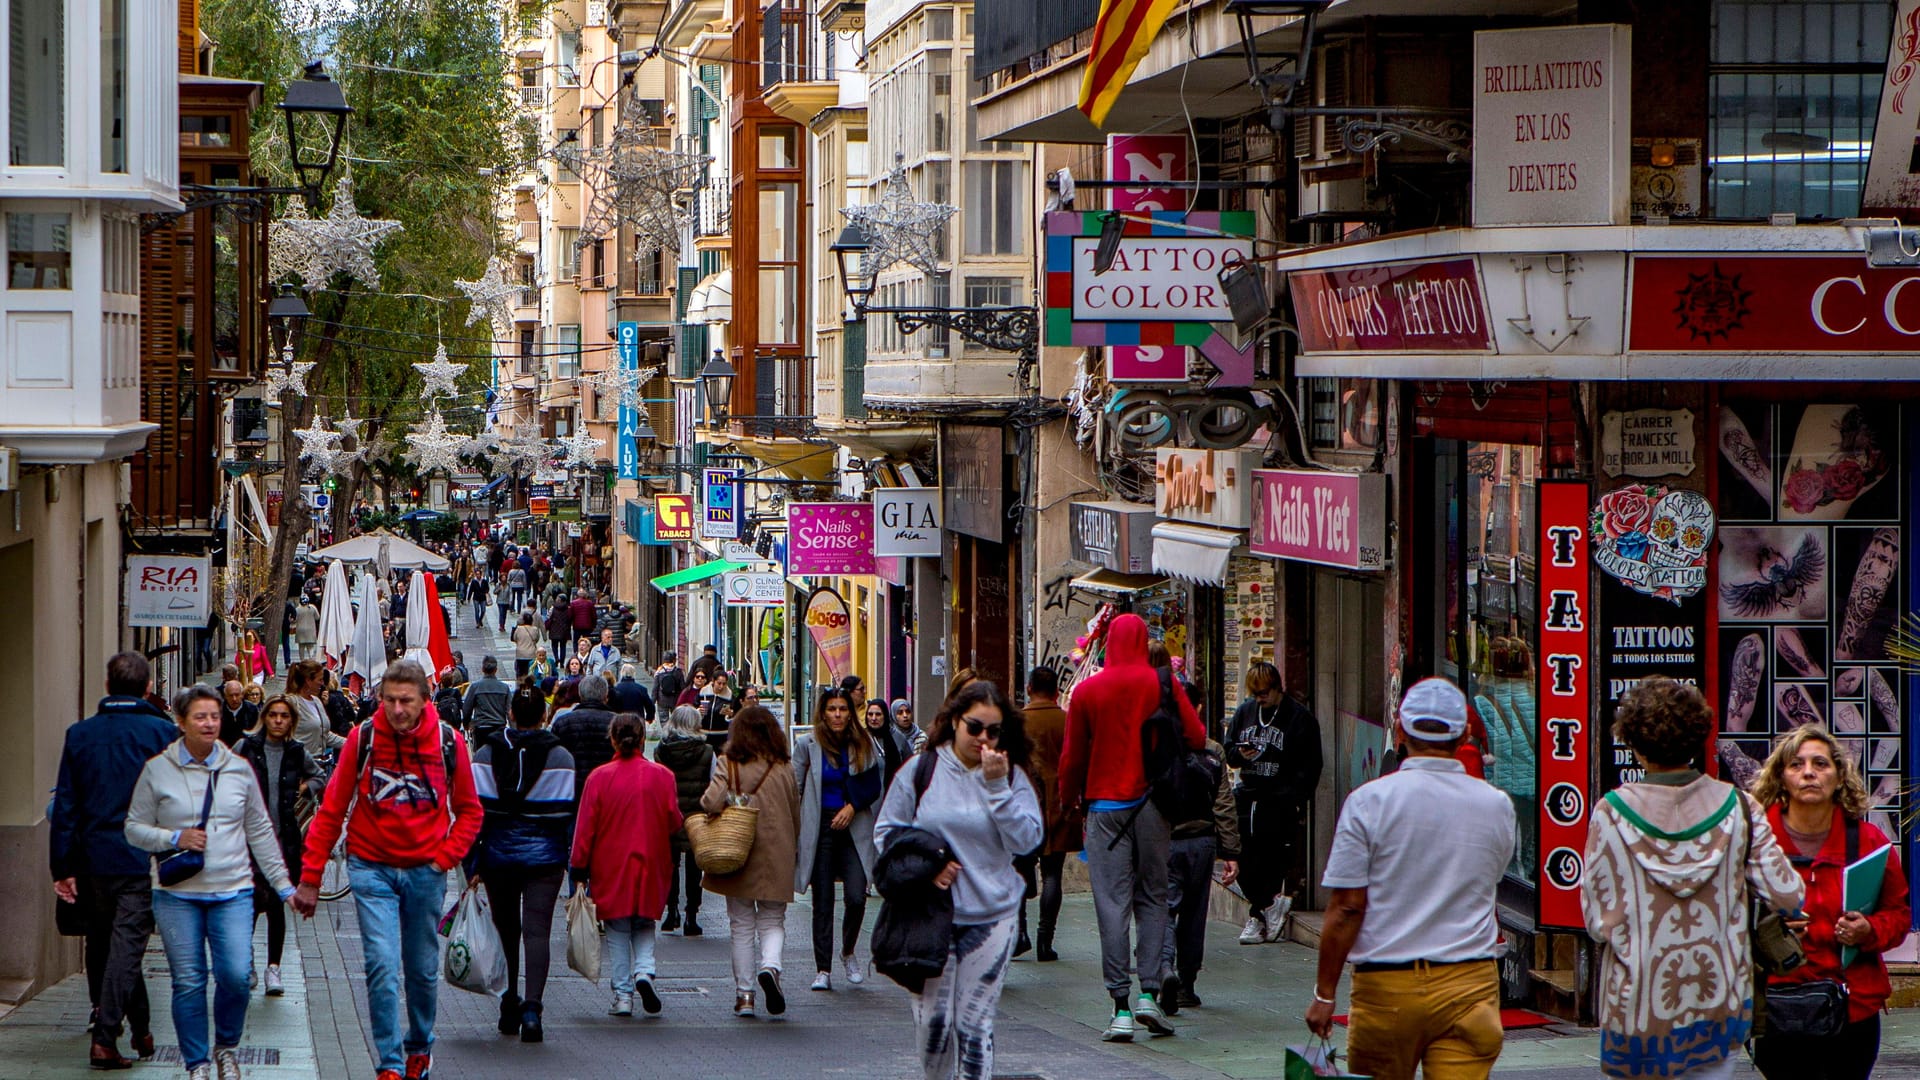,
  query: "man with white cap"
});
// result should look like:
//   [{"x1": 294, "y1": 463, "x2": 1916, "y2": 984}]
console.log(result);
[{"x1": 1304, "y1": 677, "x2": 1517, "y2": 1080}]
